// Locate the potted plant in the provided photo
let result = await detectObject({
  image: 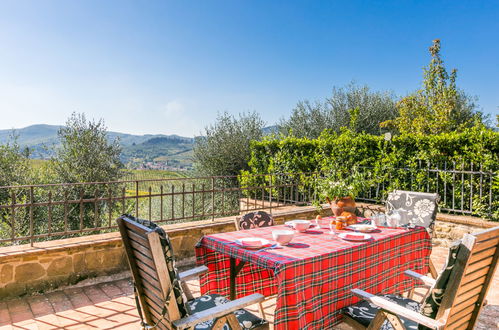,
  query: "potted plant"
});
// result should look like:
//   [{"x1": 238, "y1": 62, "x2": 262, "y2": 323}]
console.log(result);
[{"x1": 315, "y1": 170, "x2": 365, "y2": 217}]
